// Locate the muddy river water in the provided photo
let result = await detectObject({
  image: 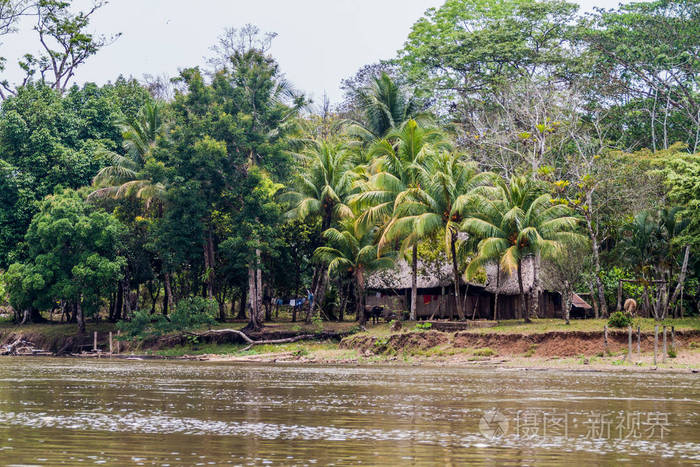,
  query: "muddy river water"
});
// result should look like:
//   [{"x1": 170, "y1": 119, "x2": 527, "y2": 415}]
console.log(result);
[{"x1": 0, "y1": 358, "x2": 698, "y2": 465}]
